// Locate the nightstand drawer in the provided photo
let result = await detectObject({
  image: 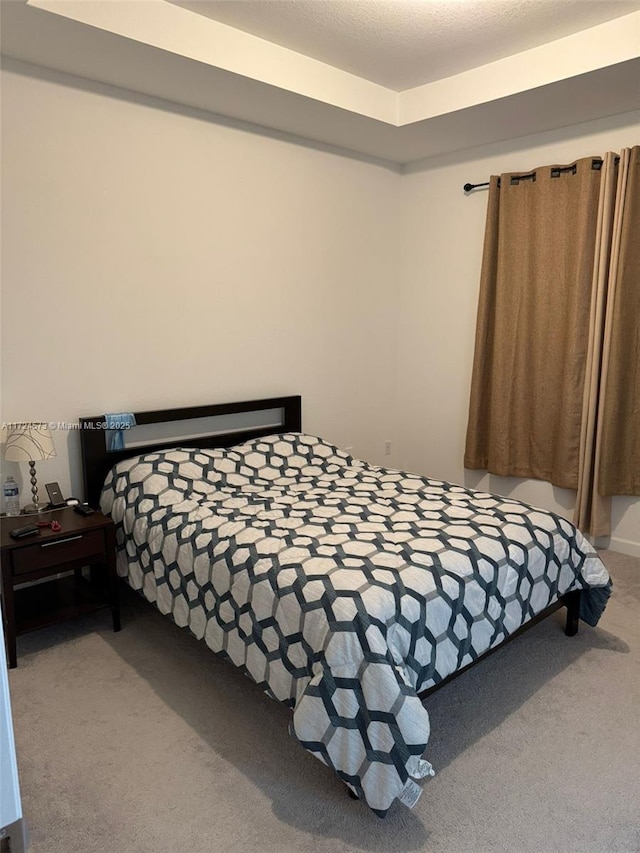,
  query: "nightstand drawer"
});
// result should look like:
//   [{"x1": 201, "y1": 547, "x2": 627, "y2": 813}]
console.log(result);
[{"x1": 12, "y1": 529, "x2": 105, "y2": 576}]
